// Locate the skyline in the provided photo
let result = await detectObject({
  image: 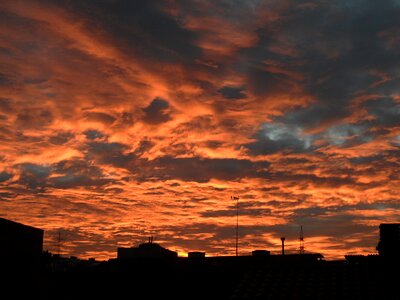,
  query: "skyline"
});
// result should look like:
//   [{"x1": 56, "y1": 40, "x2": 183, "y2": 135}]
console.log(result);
[{"x1": 0, "y1": 0, "x2": 400, "y2": 260}]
